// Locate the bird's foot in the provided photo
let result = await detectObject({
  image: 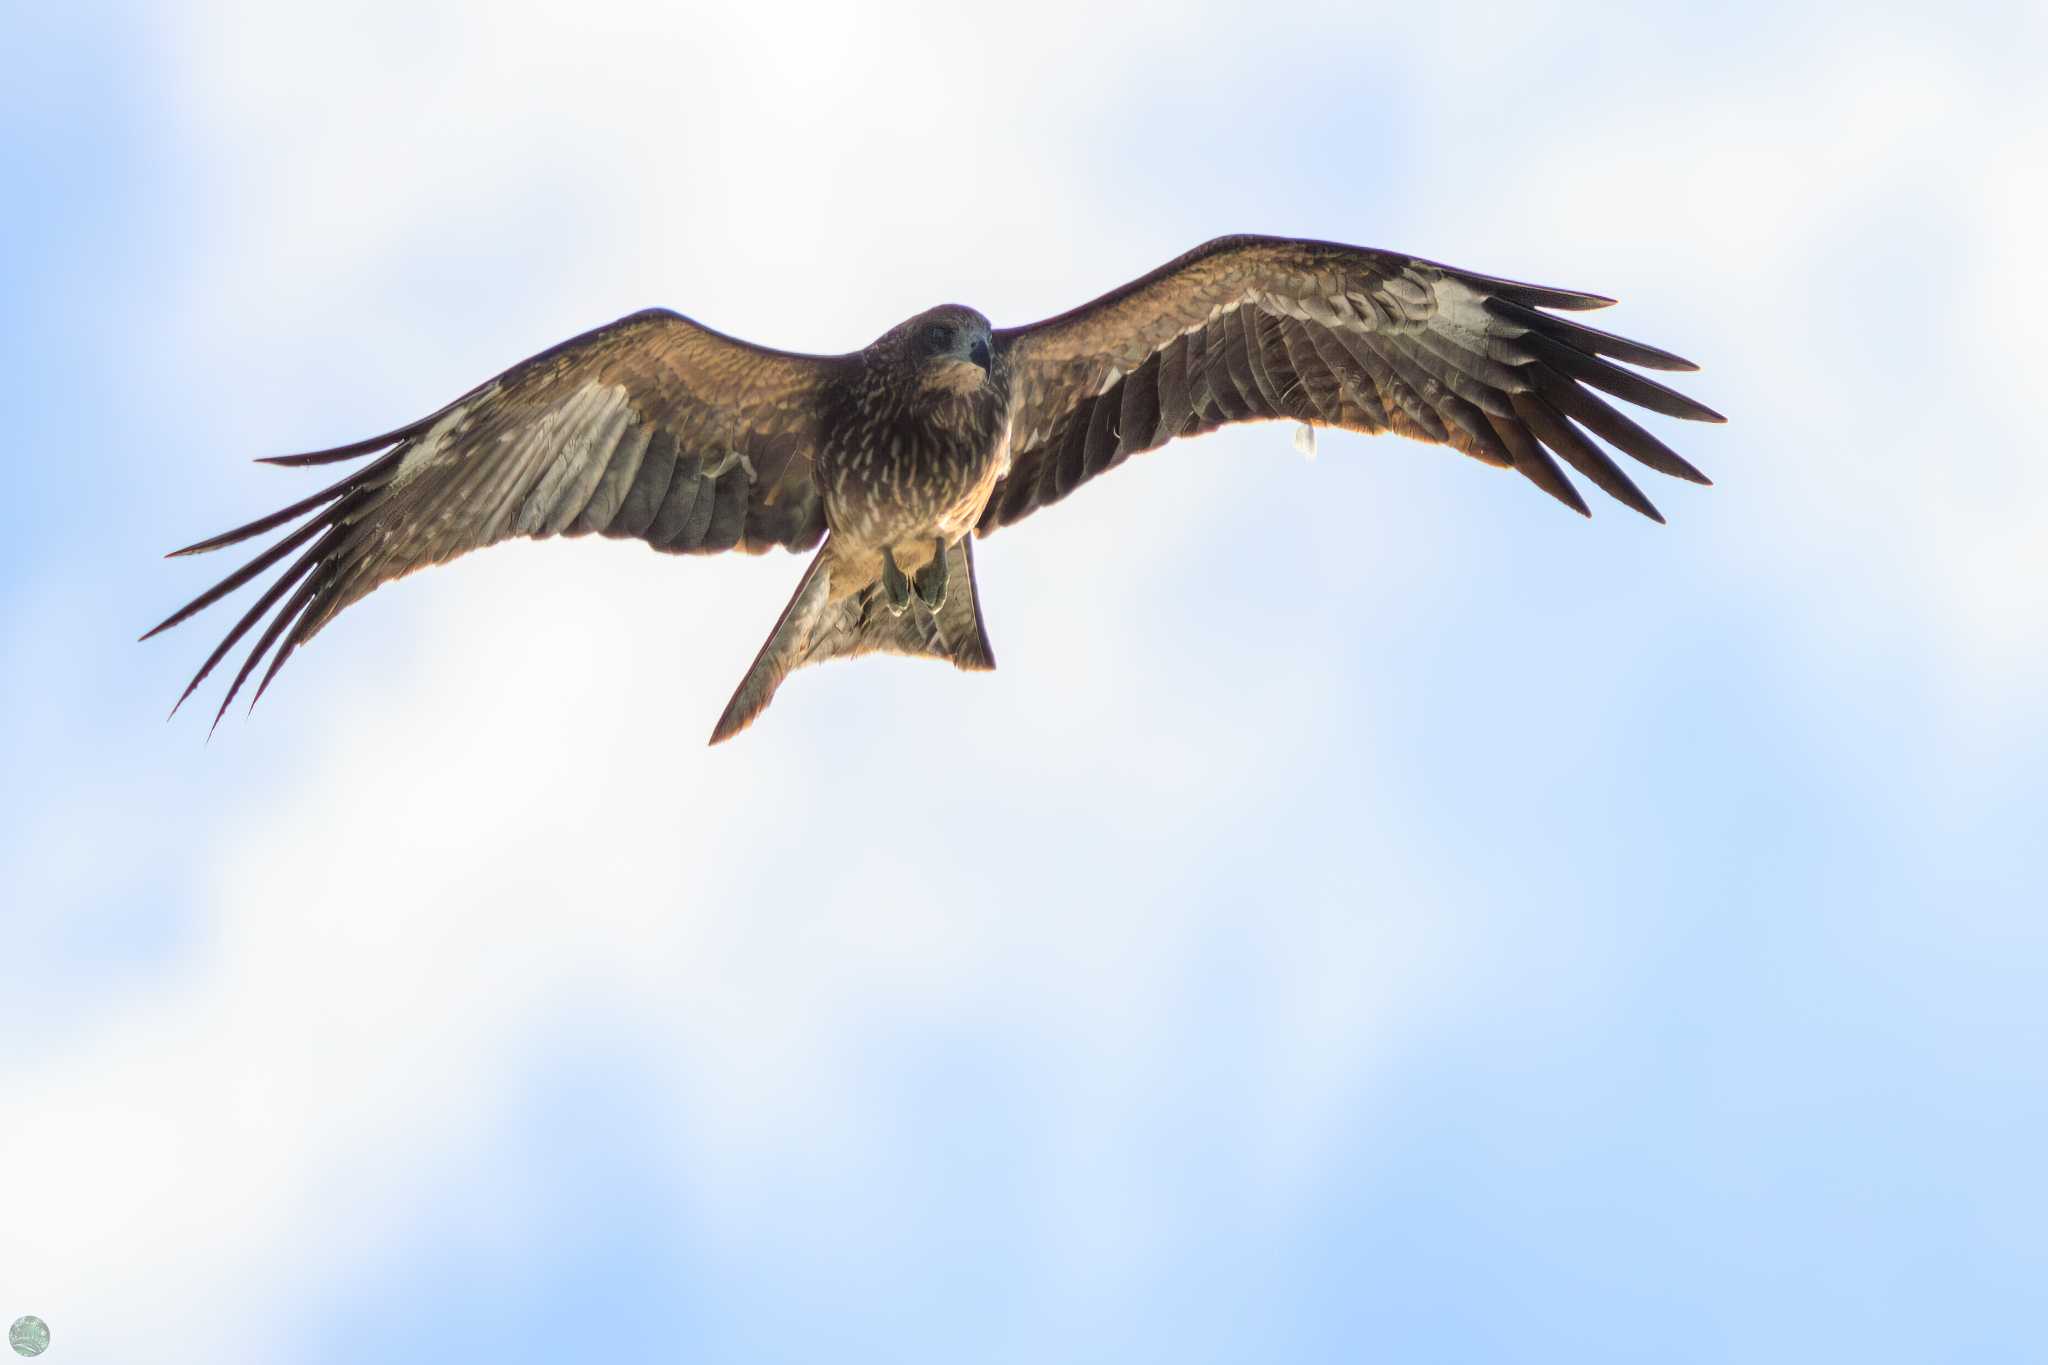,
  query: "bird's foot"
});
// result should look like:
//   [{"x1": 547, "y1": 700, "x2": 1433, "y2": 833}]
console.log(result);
[
  {"x1": 913, "y1": 539, "x2": 949, "y2": 610},
  {"x1": 879, "y1": 546, "x2": 912, "y2": 616}
]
